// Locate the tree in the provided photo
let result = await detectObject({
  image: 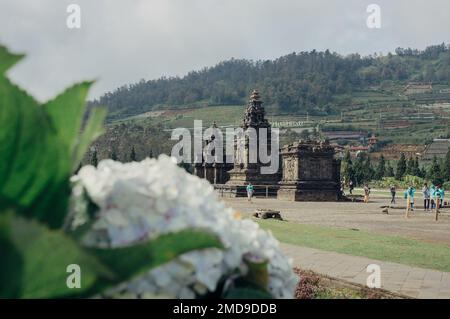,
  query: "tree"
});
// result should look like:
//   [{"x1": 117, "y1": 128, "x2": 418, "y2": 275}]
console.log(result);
[
  {"x1": 443, "y1": 148, "x2": 450, "y2": 181},
  {"x1": 341, "y1": 150, "x2": 354, "y2": 184},
  {"x1": 396, "y1": 153, "x2": 407, "y2": 180},
  {"x1": 406, "y1": 156, "x2": 415, "y2": 175},
  {"x1": 363, "y1": 155, "x2": 374, "y2": 182},
  {"x1": 428, "y1": 156, "x2": 443, "y2": 185},
  {"x1": 352, "y1": 152, "x2": 373, "y2": 184},
  {"x1": 129, "y1": 146, "x2": 137, "y2": 162},
  {"x1": 413, "y1": 156, "x2": 421, "y2": 177},
  {"x1": 385, "y1": 161, "x2": 395, "y2": 177},
  {"x1": 90, "y1": 149, "x2": 98, "y2": 167},
  {"x1": 375, "y1": 155, "x2": 386, "y2": 180}
]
